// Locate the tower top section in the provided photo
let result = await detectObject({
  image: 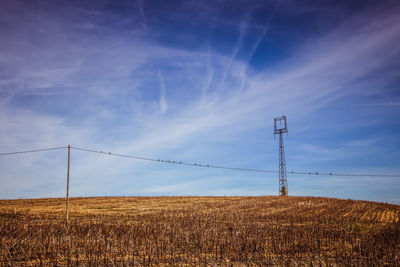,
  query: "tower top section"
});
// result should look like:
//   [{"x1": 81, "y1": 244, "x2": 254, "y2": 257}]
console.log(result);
[{"x1": 274, "y1": 115, "x2": 288, "y2": 135}]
